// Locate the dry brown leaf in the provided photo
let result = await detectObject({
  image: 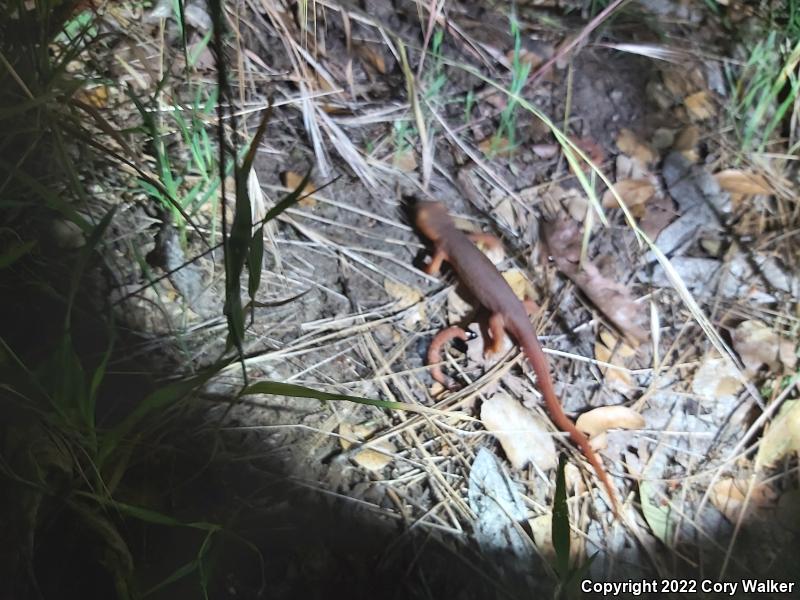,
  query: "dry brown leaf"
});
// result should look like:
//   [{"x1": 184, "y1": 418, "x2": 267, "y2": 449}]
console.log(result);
[
  {"x1": 639, "y1": 192, "x2": 676, "y2": 239},
  {"x1": 599, "y1": 329, "x2": 637, "y2": 358},
  {"x1": 280, "y1": 170, "x2": 316, "y2": 207},
  {"x1": 684, "y1": 91, "x2": 715, "y2": 121},
  {"x1": 480, "y1": 392, "x2": 557, "y2": 470},
  {"x1": 575, "y1": 405, "x2": 645, "y2": 438},
  {"x1": 731, "y1": 320, "x2": 781, "y2": 375},
  {"x1": 672, "y1": 125, "x2": 699, "y2": 151},
  {"x1": 779, "y1": 338, "x2": 798, "y2": 371},
  {"x1": 602, "y1": 178, "x2": 656, "y2": 217},
  {"x1": 383, "y1": 278, "x2": 422, "y2": 309},
  {"x1": 339, "y1": 423, "x2": 395, "y2": 471},
  {"x1": 756, "y1": 400, "x2": 800, "y2": 468},
  {"x1": 715, "y1": 169, "x2": 773, "y2": 196},
  {"x1": 541, "y1": 216, "x2": 648, "y2": 344},
  {"x1": 691, "y1": 355, "x2": 742, "y2": 400},
  {"x1": 392, "y1": 149, "x2": 417, "y2": 172},
  {"x1": 478, "y1": 136, "x2": 512, "y2": 156},
  {"x1": 355, "y1": 43, "x2": 386, "y2": 74},
  {"x1": 75, "y1": 85, "x2": 108, "y2": 108},
  {"x1": 662, "y1": 68, "x2": 694, "y2": 99},
  {"x1": 615, "y1": 129, "x2": 657, "y2": 166},
  {"x1": 502, "y1": 269, "x2": 535, "y2": 303},
  {"x1": 530, "y1": 514, "x2": 583, "y2": 565},
  {"x1": 447, "y1": 286, "x2": 474, "y2": 323},
  {"x1": 594, "y1": 341, "x2": 633, "y2": 392},
  {"x1": 711, "y1": 478, "x2": 777, "y2": 522}
]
